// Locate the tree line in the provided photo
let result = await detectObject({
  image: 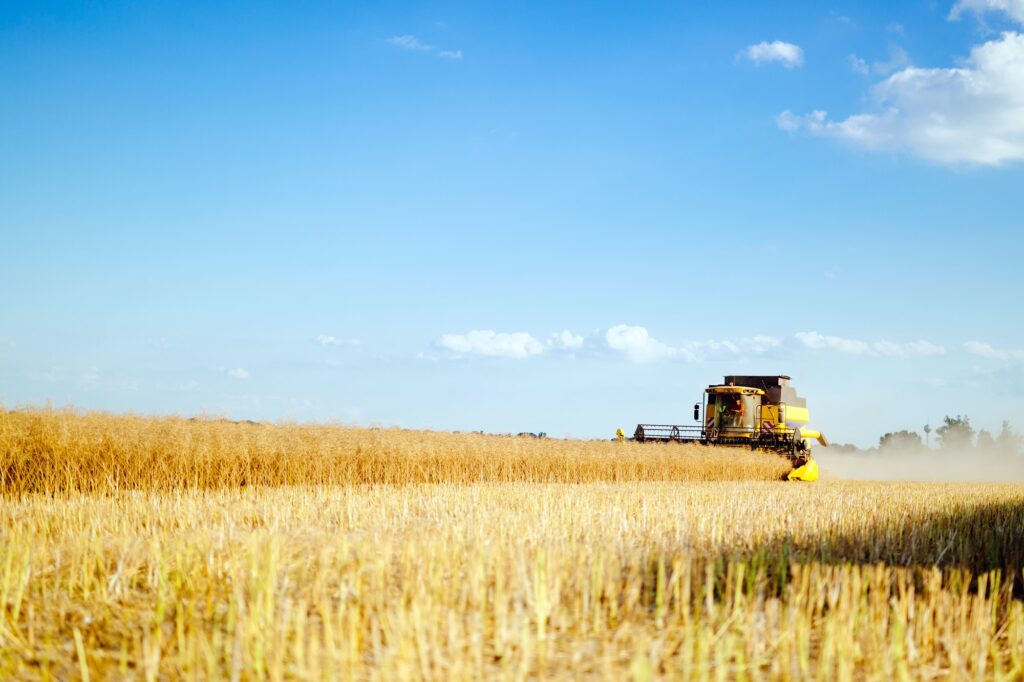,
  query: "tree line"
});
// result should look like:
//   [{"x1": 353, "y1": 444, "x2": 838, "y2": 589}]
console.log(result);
[{"x1": 832, "y1": 416, "x2": 1023, "y2": 456}]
